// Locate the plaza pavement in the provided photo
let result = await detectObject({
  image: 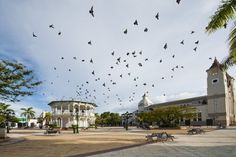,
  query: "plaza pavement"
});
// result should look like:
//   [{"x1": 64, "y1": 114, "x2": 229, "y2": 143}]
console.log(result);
[
  {"x1": 1, "y1": 127, "x2": 236, "y2": 157},
  {"x1": 87, "y1": 127, "x2": 236, "y2": 157}
]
